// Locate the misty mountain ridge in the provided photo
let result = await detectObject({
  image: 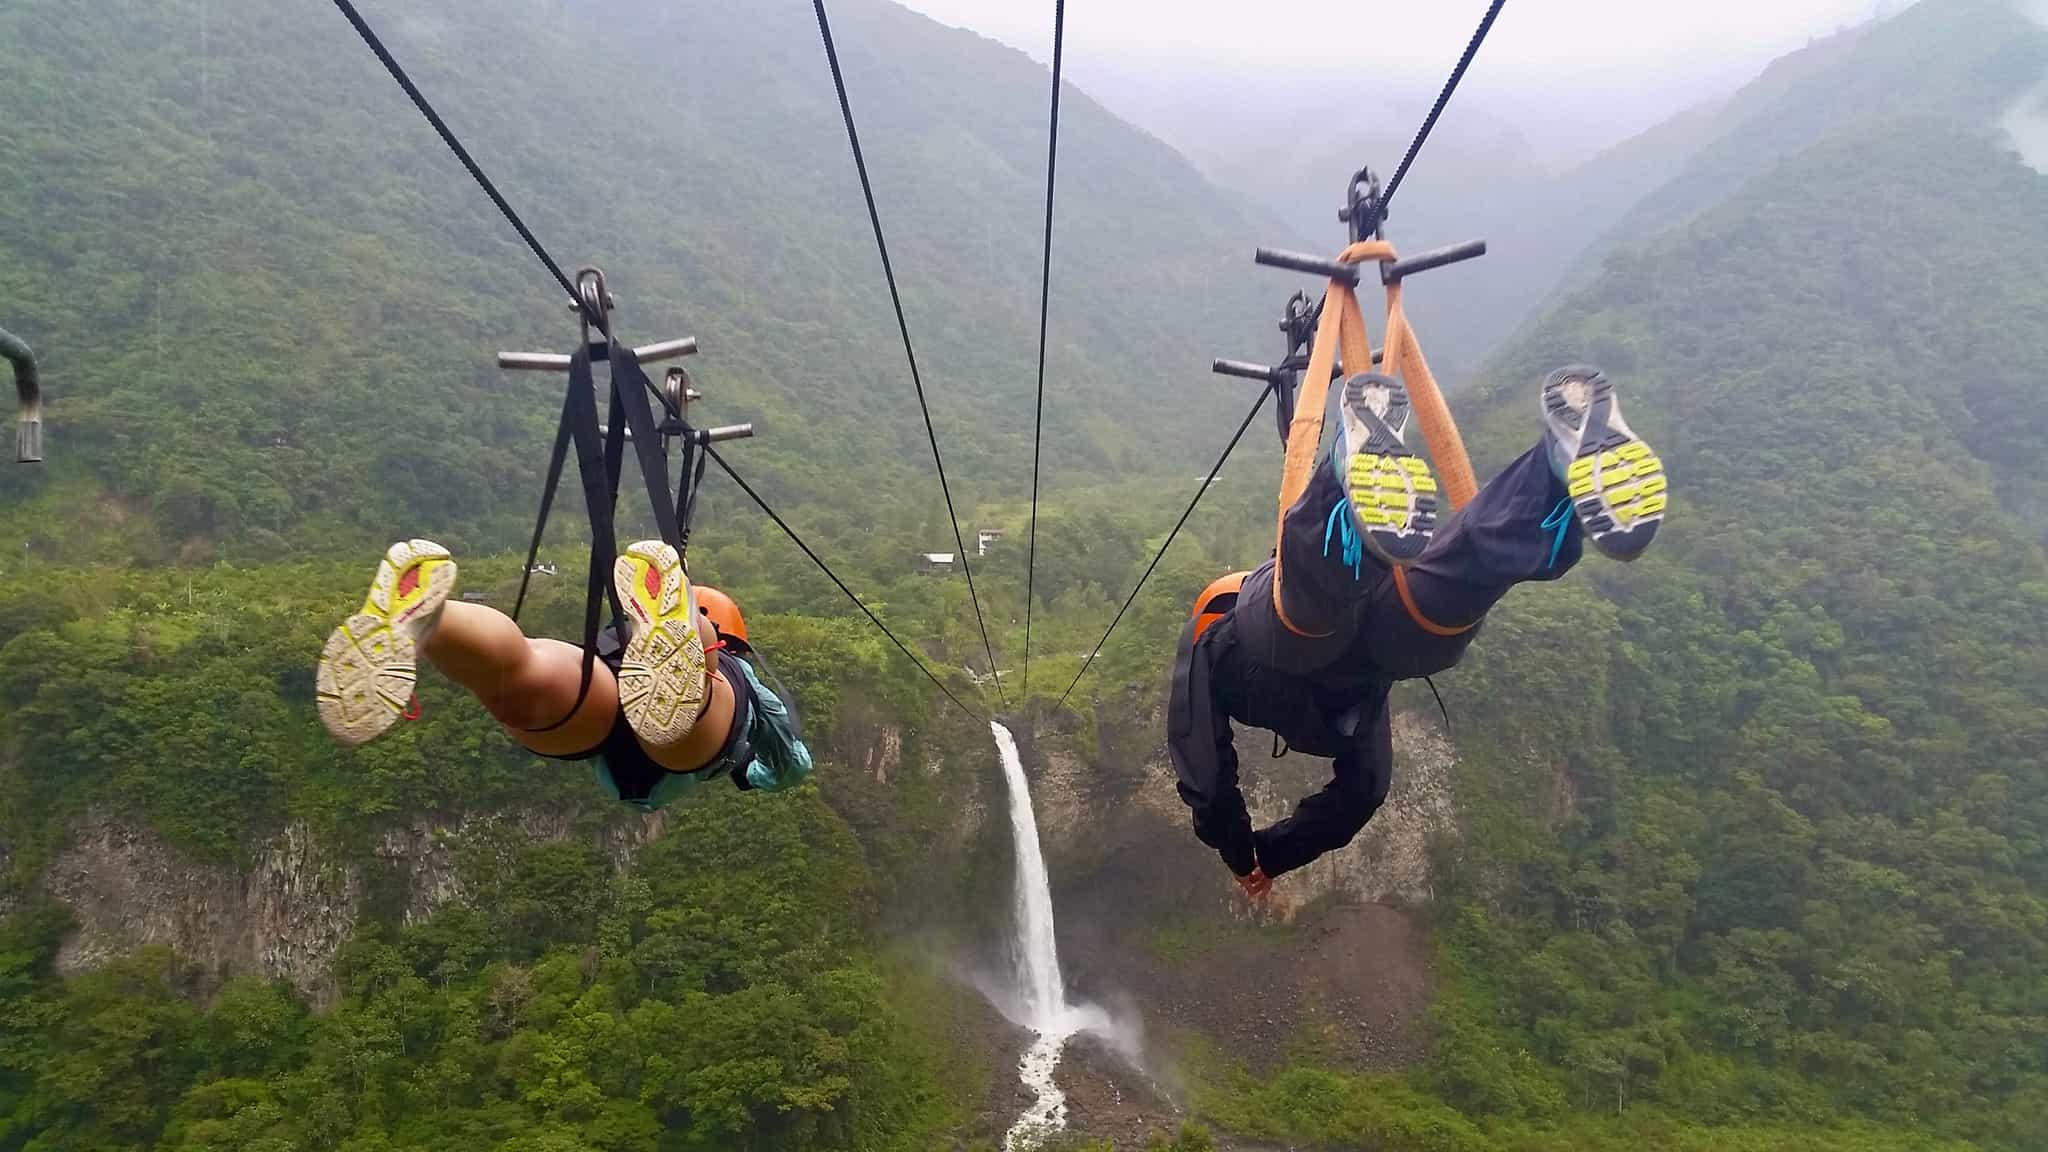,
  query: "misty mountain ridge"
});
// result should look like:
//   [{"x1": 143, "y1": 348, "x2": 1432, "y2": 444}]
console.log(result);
[{"x1": 1085, "y1": 0, "x2": 2048, "y2": 383}]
